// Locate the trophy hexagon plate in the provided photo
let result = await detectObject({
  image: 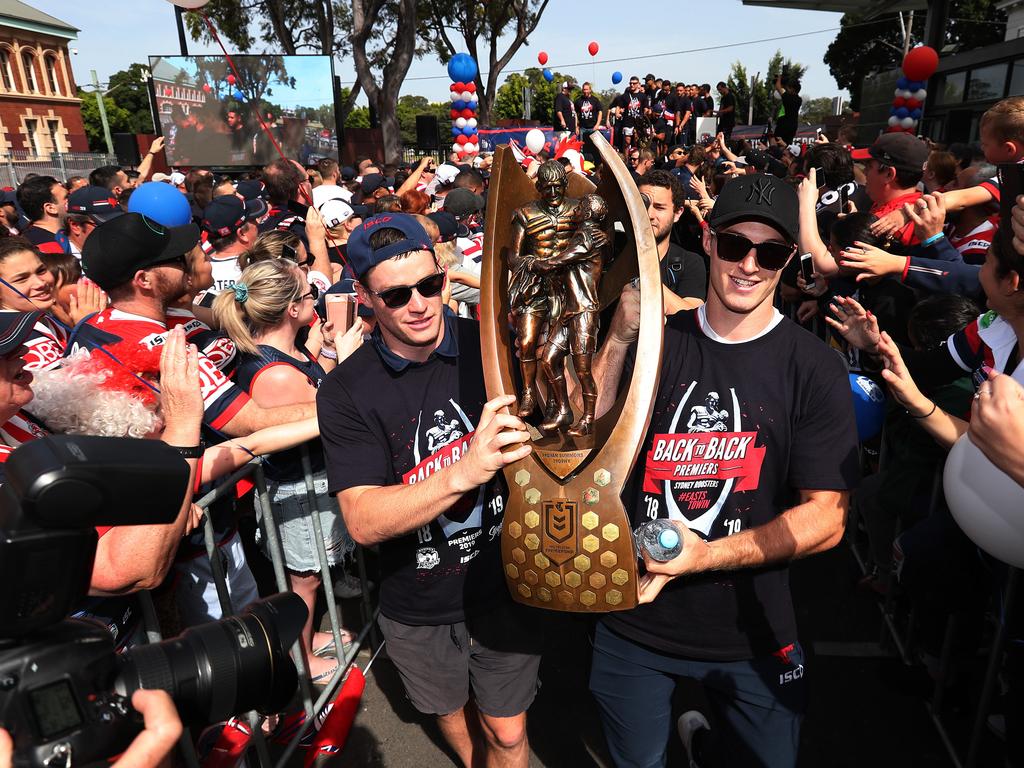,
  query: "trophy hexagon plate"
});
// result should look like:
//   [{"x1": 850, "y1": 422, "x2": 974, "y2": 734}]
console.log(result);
[{"x1": 481, "y1": 133, "x2": 663, "y2": 612}]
